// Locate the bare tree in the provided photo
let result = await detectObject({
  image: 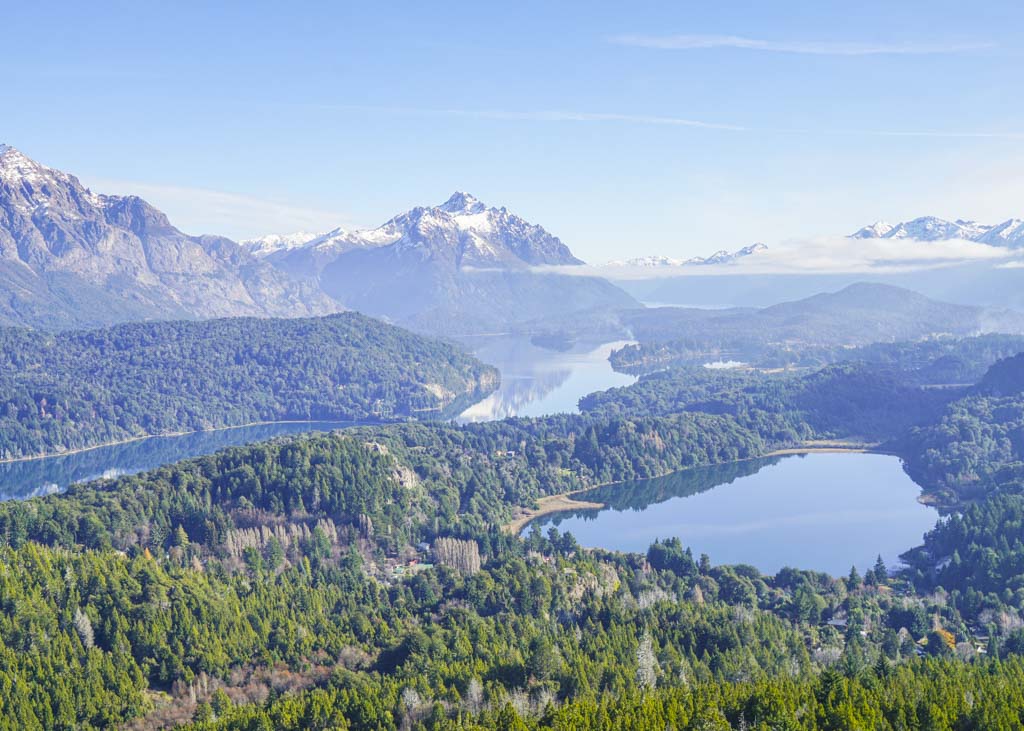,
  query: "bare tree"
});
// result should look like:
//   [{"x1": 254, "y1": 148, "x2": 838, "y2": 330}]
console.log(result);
[
  {"x1": 433, "y1": 537, "x2": 482, "y2": 575},
  {"x1": 464, "y1": 677, "x2": 483, "y2": 715},
  {"x1": 74, "y1": 607, "x2": 94, "y2": 649},
  {"x1": 636, "y1": 631, "x2": 657, "y2": 689}
]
